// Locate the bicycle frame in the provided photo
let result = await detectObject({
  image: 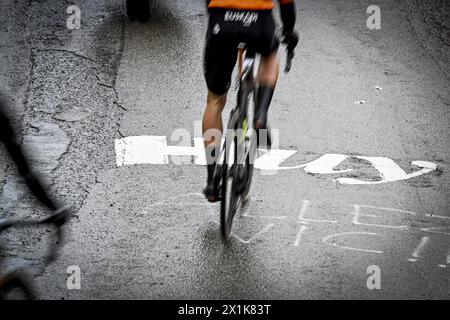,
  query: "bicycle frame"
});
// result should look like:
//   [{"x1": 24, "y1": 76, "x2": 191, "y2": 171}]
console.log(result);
[
  {"x1": 0, "y1": 207, "x2": 69, "y2": 299},
  {"x1": 226, "y1": 45, "x2": 257, "y2": 165},
  {"x1": 218, "y1": 44, "x2": 259, "y2": 241}
]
